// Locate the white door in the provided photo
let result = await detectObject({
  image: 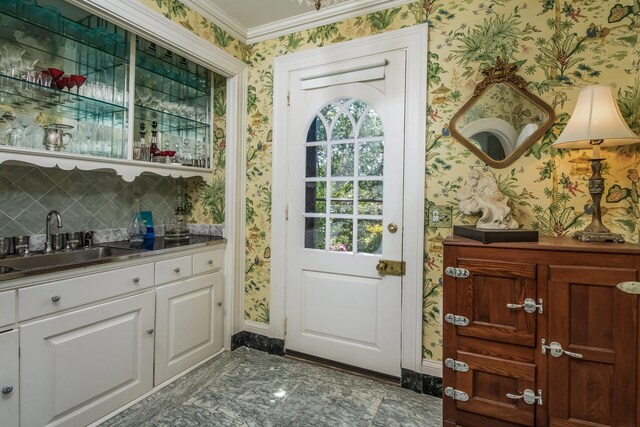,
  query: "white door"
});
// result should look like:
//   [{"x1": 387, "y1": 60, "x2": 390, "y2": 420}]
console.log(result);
[
  {"x1": 20, "y1": 291, "x2": 155, "y2": 427},
  {"x1": 0, "y1": 330, "x2": 19, "y2": 427},
  {"x1": 286, "y1": 50, "x2": 406, "y2": 377}
]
